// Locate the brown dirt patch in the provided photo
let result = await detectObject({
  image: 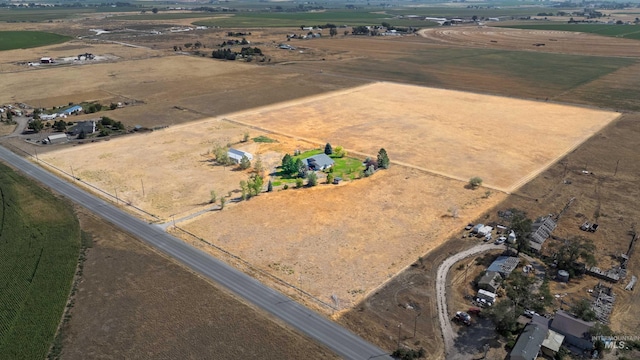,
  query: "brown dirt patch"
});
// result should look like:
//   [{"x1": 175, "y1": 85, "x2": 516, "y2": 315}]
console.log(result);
[
  {"x1": 227, "y1": 82, "x2": 618, "y2": 192},
  {"x1": 60, "y1": 209, "x2": 338, "y2": 359}
]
